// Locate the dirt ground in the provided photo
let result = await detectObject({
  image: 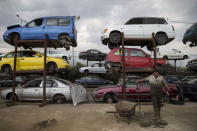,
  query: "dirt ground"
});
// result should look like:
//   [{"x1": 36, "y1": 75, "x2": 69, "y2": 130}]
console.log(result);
[{"x1": 0, "y1": 99, "x2": 197, "y2": 131}]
